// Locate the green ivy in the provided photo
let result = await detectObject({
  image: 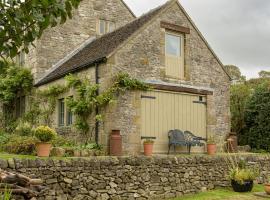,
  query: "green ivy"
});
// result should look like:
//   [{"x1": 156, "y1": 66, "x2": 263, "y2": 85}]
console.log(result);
[
  {"x1": 36, "y1": 85, "x2": 67, "y2": 126},
  {"x1": 0, "y1": 62, "x2": 33, "y2": 132},
  {"x1": 0, "y1": 62, "x2": 33, "y2": 104},
  {"x1": 65, "y1": 72, "x2": 149, "y2": 142}
]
